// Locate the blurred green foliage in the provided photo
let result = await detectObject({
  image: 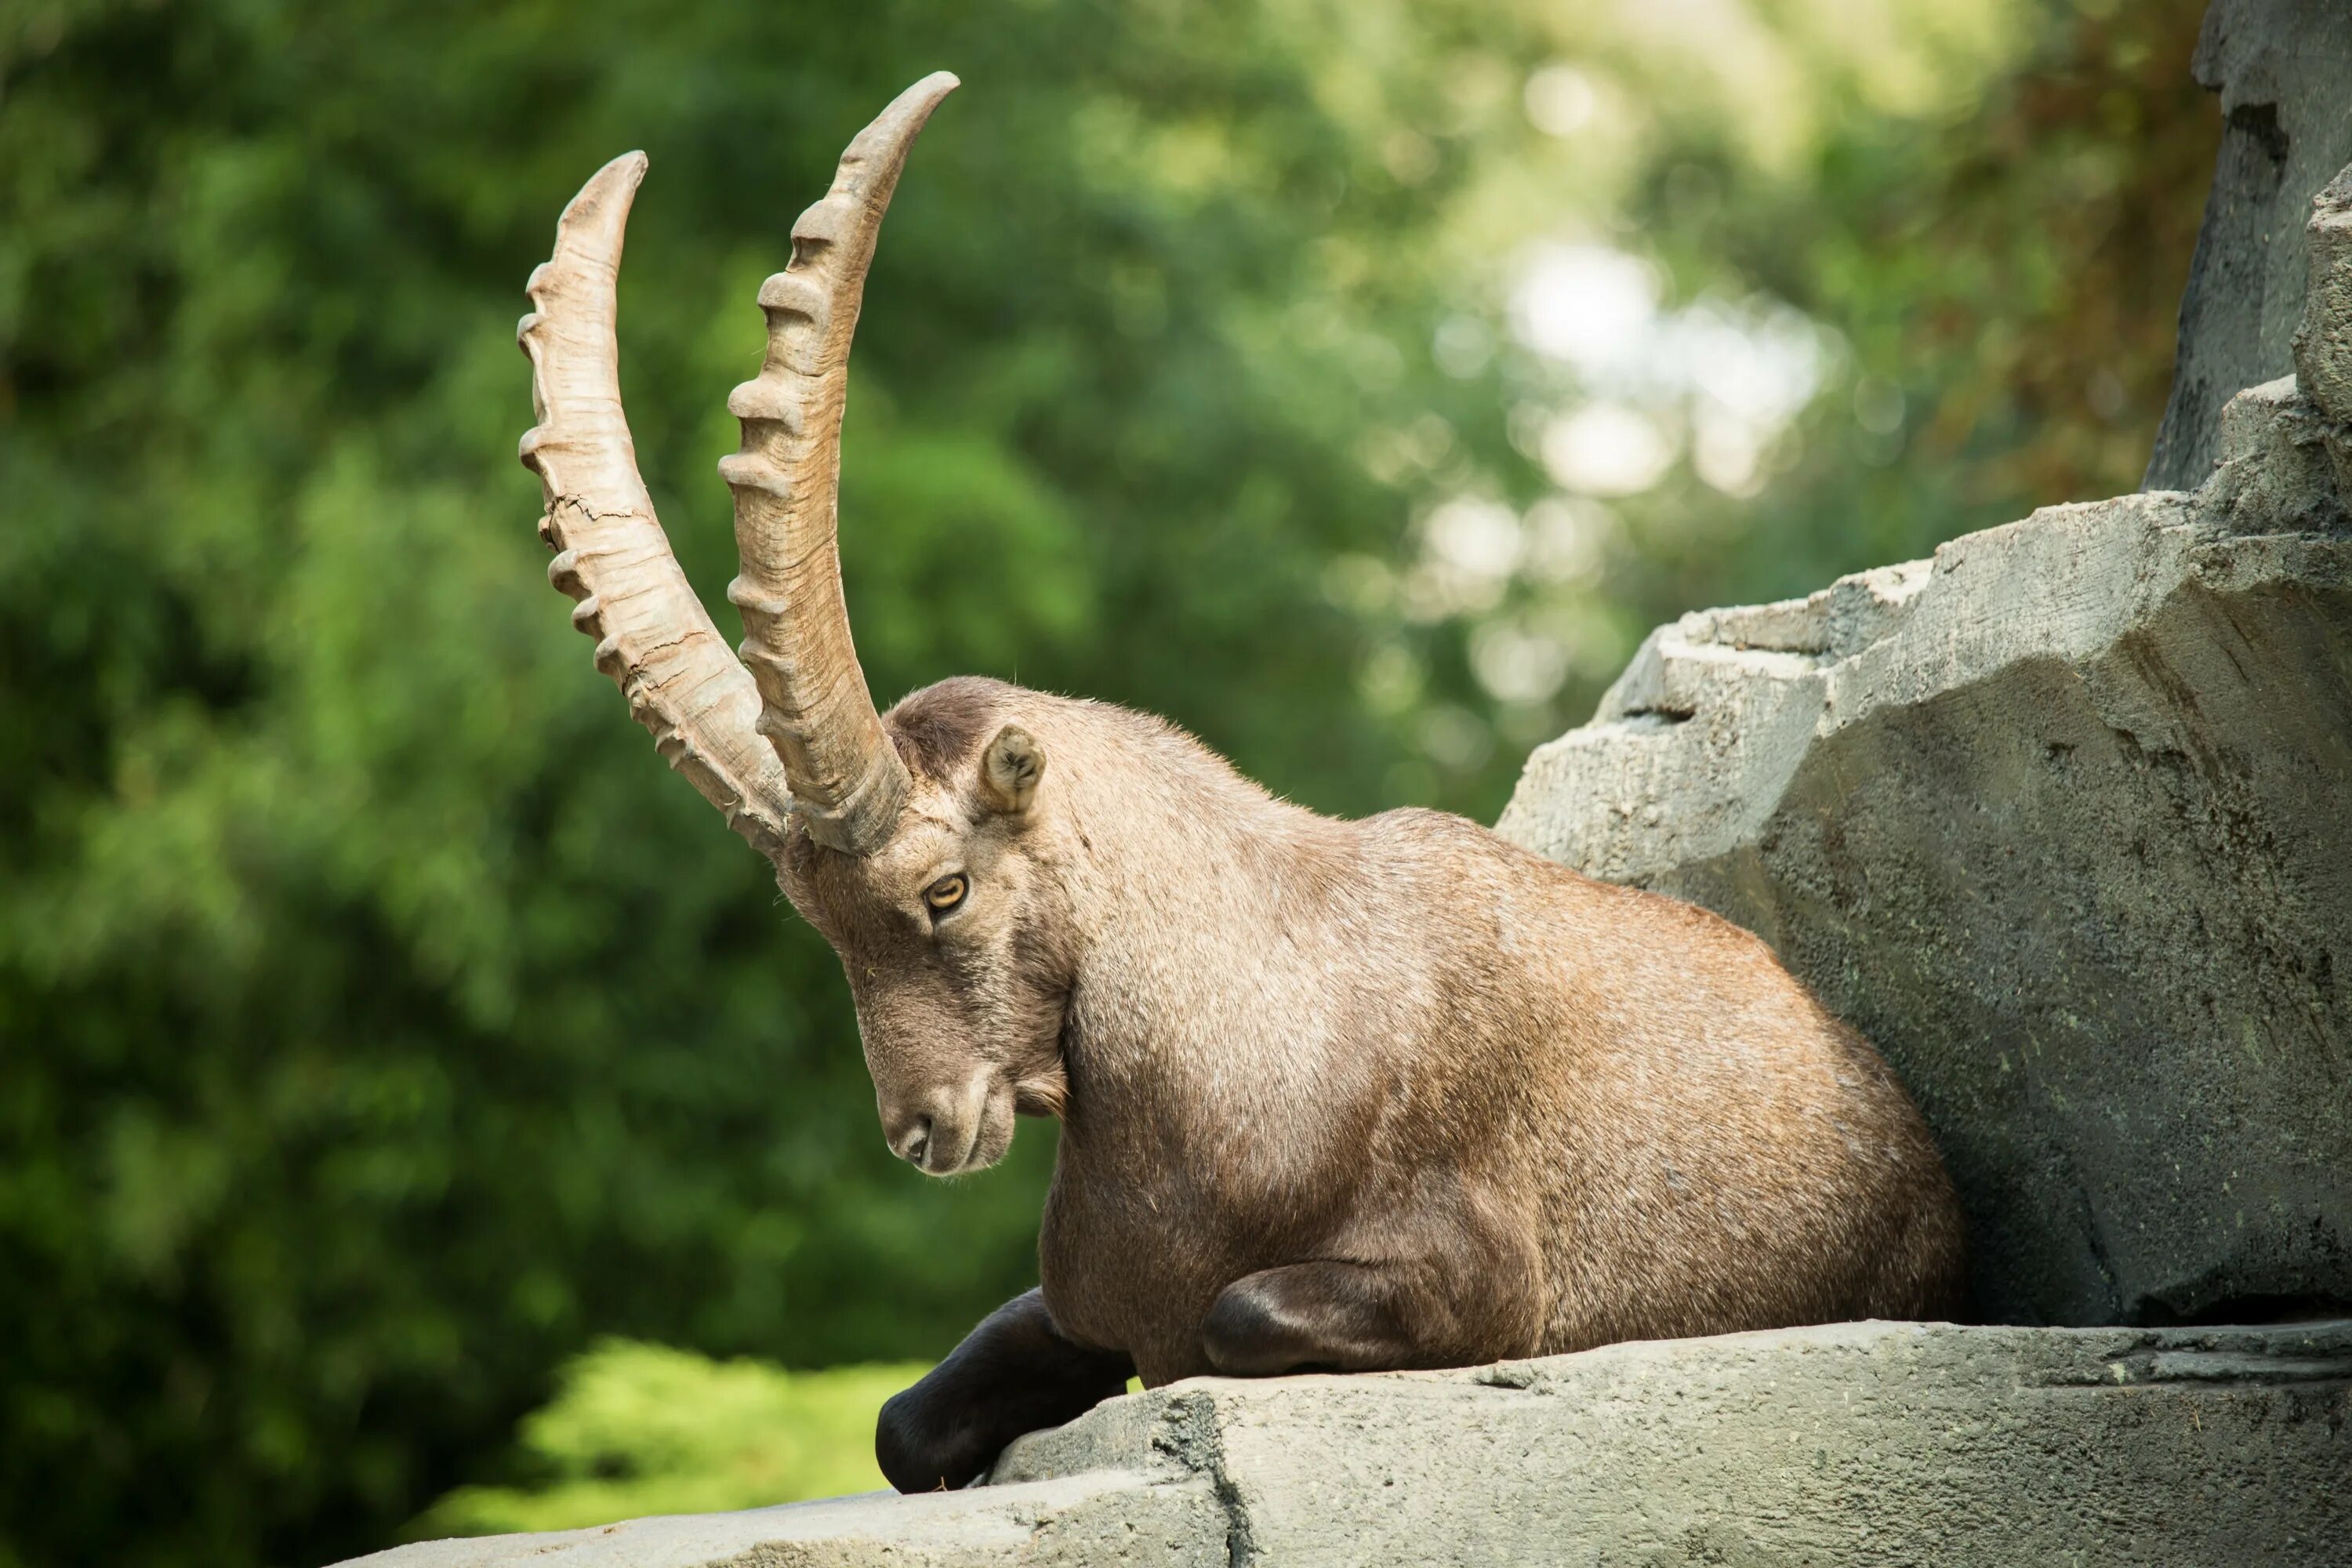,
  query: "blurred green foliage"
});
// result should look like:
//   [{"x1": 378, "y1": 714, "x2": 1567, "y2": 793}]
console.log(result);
[
  {"x1": 413, "y1": 1343, "x2": 926, "y2": 1533},
  {"x1": 0, "y1": 0, "x2": 2212, "y2": 1563}
]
